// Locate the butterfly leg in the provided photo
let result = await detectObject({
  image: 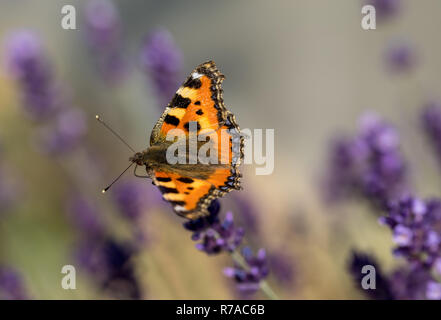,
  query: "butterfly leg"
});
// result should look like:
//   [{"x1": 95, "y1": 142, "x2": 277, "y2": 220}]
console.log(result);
[{"x1": 134, "y1": 164, "x2": 149, "y2": 178}]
